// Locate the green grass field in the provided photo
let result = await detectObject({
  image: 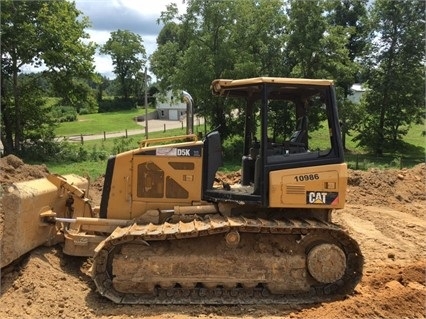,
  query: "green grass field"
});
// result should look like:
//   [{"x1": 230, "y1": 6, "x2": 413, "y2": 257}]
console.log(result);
[
  {"x1": 48, "y1": 124, "x2": 206, "y2": 178},
  {"x1": 55, "y1": 108, "x2": 154, "y2": 136},
  {"x1": 47, "y1": 113, "x2": 425, "y2": 179}
]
